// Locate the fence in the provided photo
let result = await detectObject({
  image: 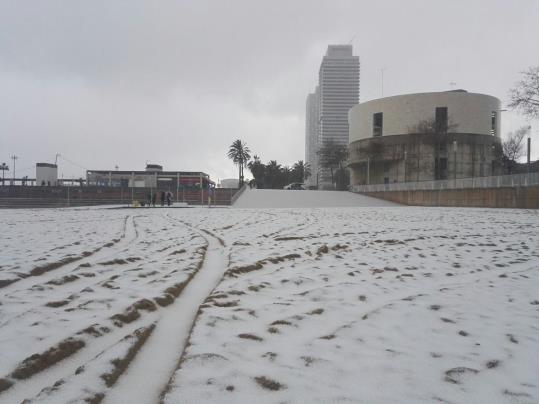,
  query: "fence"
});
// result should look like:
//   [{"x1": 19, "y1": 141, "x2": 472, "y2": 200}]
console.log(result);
[
  {"x1": 351, "y1": 172, "x2": 539, "y2": 193},
  {"x1": 0, "y1": 186, "x2": 239, "y2": 208}
]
